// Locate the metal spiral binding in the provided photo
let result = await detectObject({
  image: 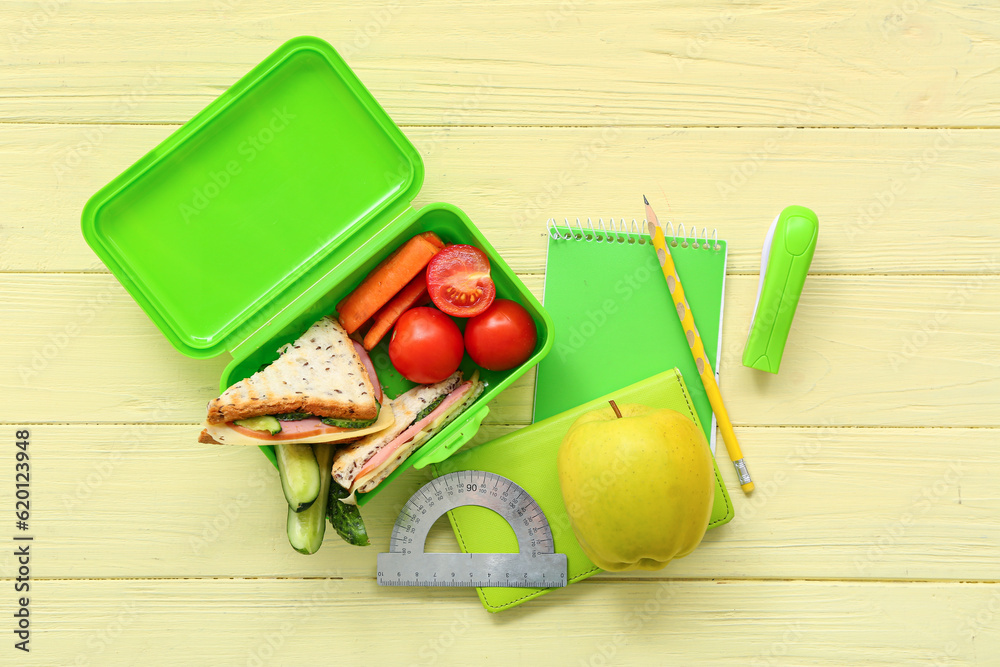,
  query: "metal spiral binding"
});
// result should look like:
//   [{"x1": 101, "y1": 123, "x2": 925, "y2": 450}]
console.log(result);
[
  {"x1": 546, "y1": 217, "x2": 647, "y2": 244},
  {"x1": 547, "y1": 217, "x2": 721, "y2": 251}
]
